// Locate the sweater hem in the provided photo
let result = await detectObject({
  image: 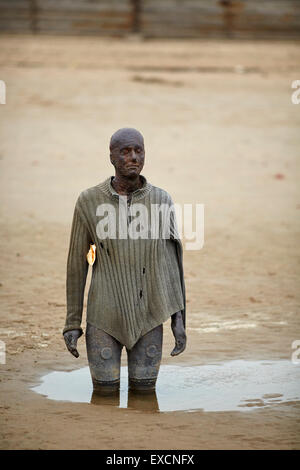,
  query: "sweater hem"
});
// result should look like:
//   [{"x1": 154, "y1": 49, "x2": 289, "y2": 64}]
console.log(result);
[{"x1": 86, "y1": 303, "x2": 183, "y2": 350}]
